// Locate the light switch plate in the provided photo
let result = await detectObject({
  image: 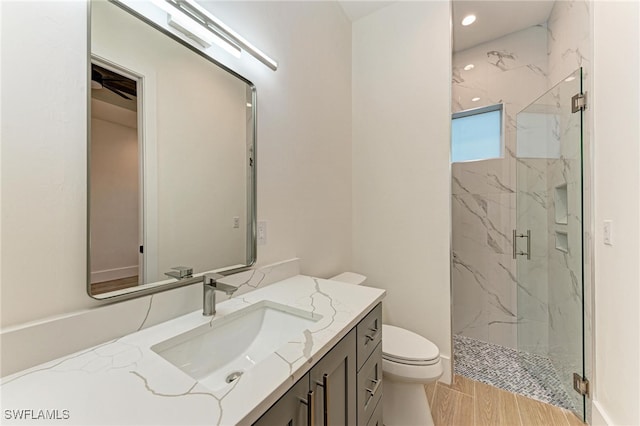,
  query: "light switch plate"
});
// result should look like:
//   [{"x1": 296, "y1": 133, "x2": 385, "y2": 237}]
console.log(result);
[{"x1": 257, "y1": 221, "x2": 267, "y2": 245}]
